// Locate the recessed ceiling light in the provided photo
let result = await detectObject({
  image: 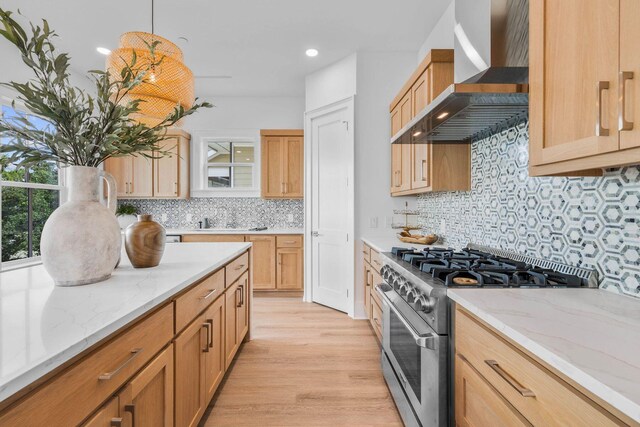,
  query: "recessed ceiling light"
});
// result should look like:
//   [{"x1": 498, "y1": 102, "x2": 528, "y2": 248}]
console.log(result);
[
  {"x1": 305, "y1": 48, "x2": 319, "y2": 57},
  {"x1": 96, "y1": 47, "x2": 111, "y2": 55},
  {"x1": 437, "y1": 112, "x2": 449, "y2": 119},
  {"x1": 413, "y1": 130, "x2": 423, "y2": 137}
]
